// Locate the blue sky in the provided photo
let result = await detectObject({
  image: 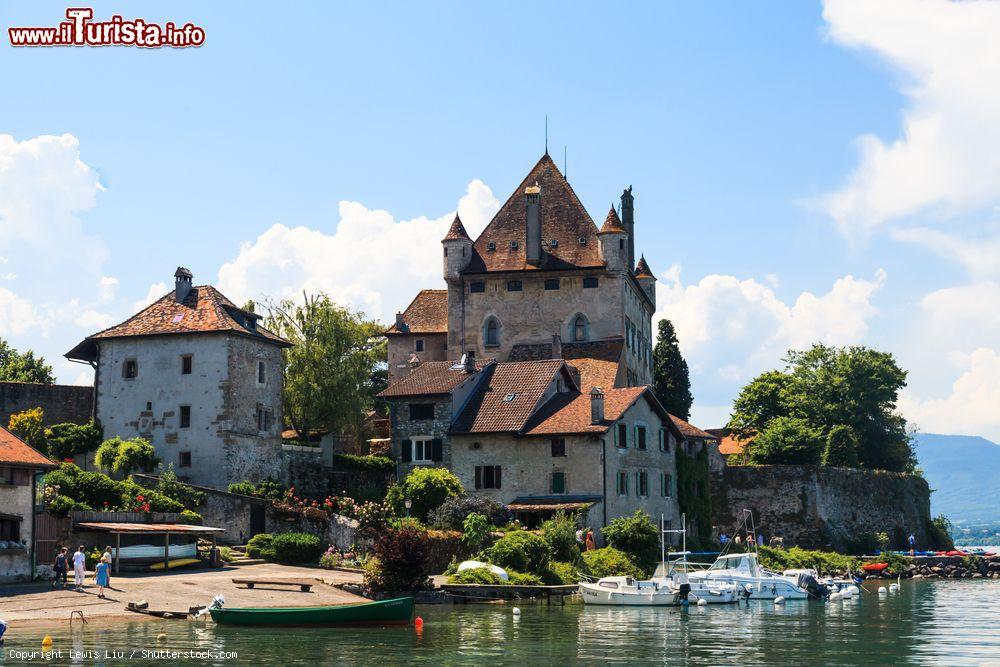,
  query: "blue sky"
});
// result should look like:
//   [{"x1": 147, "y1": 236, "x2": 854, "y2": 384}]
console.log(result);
[{"x1": 1, "y1": 1, "x2": 997, "y2": 438}]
